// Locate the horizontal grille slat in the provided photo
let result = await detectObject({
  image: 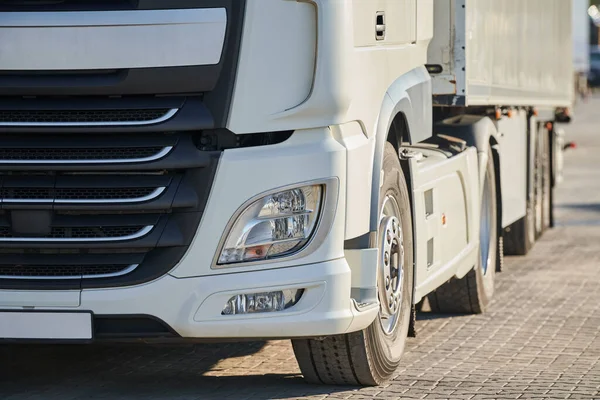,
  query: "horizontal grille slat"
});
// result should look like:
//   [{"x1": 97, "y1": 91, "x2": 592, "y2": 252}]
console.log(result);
[
  {"x1": 0, "y1": 134, "x2": 207, "y2": 171},
  {"x1": 0, "y1": 264, "x2": 137, "y2": 279},
  {"x1": 56, "y1": 187, "x2": 157, "y2": 200},
  {"x1": 0, "y1": 108, "x2": 175, "y2": 125},
  {"x1": 1, "y1": 187, "x2": 161, "y2": 201},
  {"x1": 0, "y1": 146, "x2": 166, "y2": 161},
  {"x1": 0, "y1": 226, "x2": 149, "y2": 239}
]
